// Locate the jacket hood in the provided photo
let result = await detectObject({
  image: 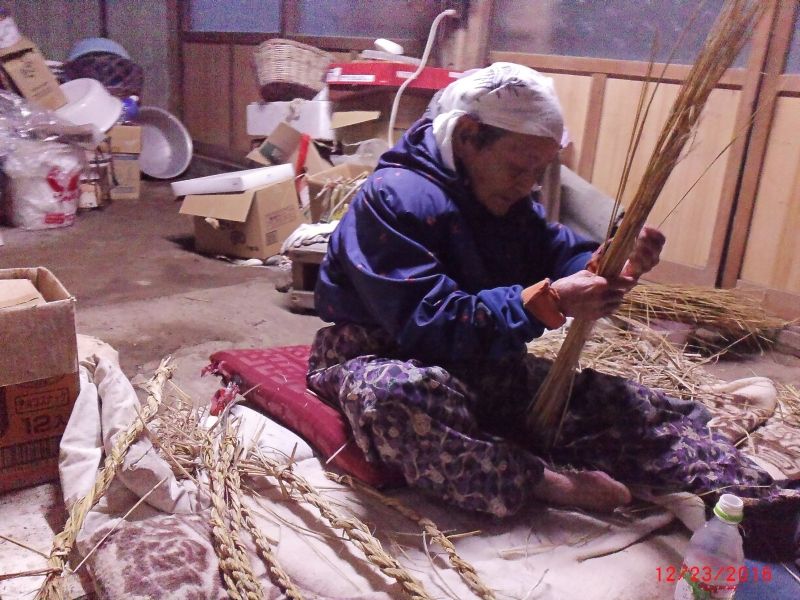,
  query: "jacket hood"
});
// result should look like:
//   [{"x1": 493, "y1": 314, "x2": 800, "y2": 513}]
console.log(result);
[{"x1": 376, "y1": 119, "x2": 462, "y2": 192}]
